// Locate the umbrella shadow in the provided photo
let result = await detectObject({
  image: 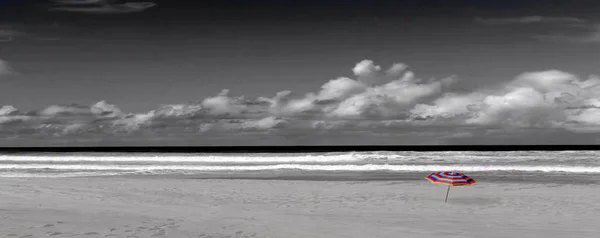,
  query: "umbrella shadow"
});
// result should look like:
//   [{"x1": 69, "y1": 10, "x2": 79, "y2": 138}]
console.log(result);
[{"x1": 445, "y1": 196, "x2": 502, "y2": 206}]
